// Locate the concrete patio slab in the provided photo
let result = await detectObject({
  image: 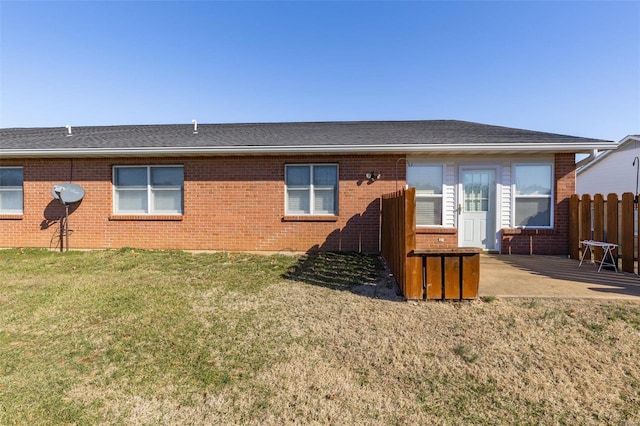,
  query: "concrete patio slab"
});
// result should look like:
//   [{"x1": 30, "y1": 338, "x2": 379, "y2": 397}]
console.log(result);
[{"x1": 480, "y1": 254, "x2": 640, "y2": 301}]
